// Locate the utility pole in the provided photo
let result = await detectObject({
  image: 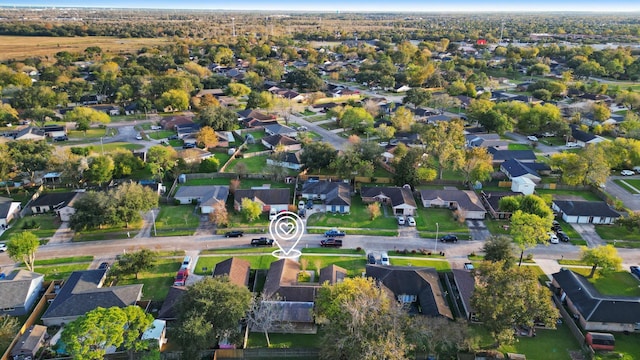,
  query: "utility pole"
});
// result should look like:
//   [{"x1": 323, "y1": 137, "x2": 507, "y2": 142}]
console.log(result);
[
  {"x1": 434, "y1": 222, "x2": 439, "y2": 253},
  {"x1": 232, "y1": 17, "x2": 236, "y2": 37}
]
